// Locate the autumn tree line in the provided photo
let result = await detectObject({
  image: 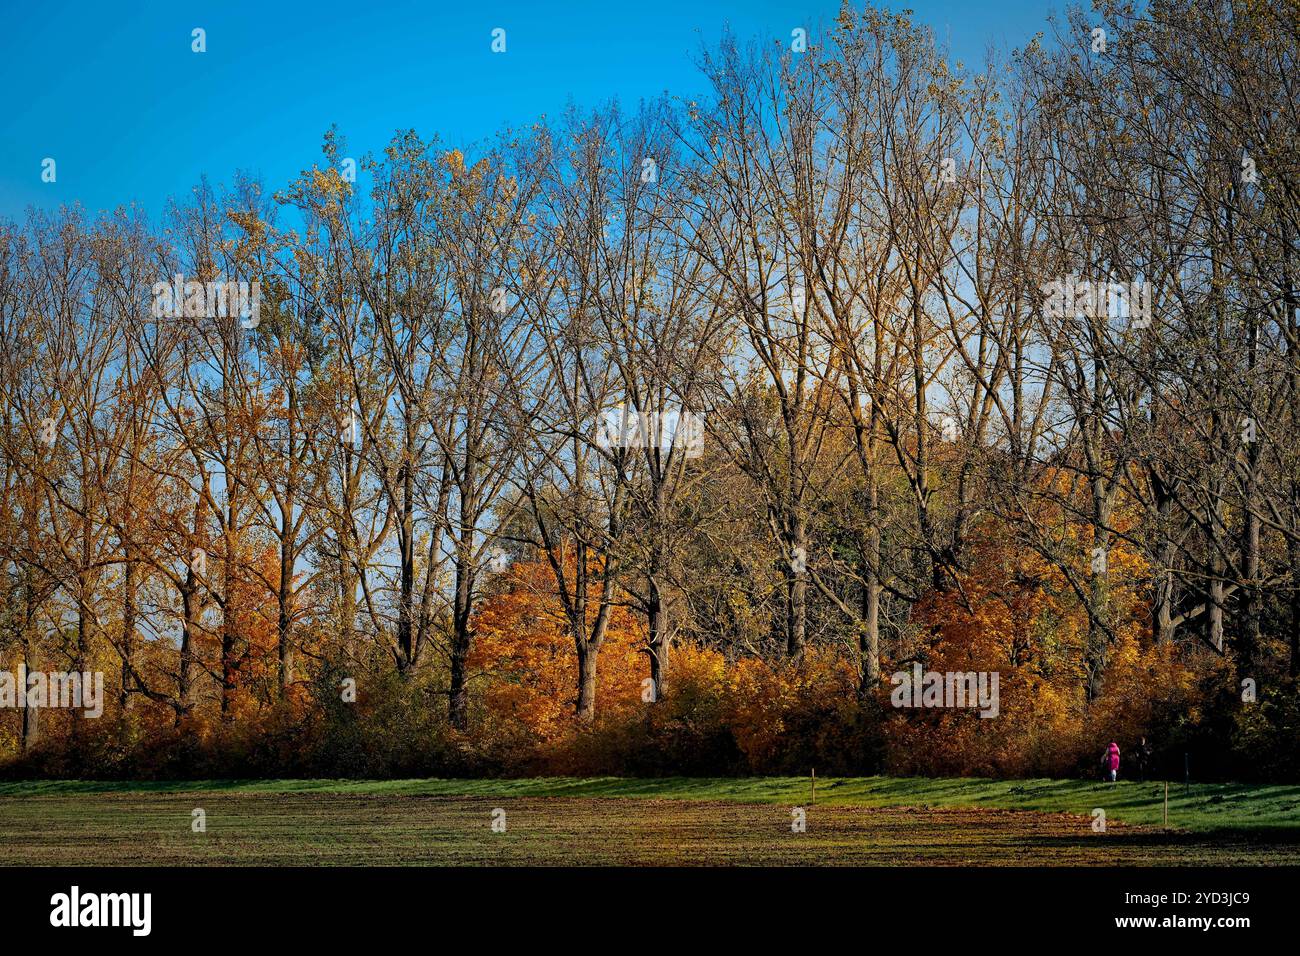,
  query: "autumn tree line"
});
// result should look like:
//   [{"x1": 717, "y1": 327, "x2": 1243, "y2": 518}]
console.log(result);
[{"x1": 3, "y1": 0, "x2": 1299, "y2": 780}]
